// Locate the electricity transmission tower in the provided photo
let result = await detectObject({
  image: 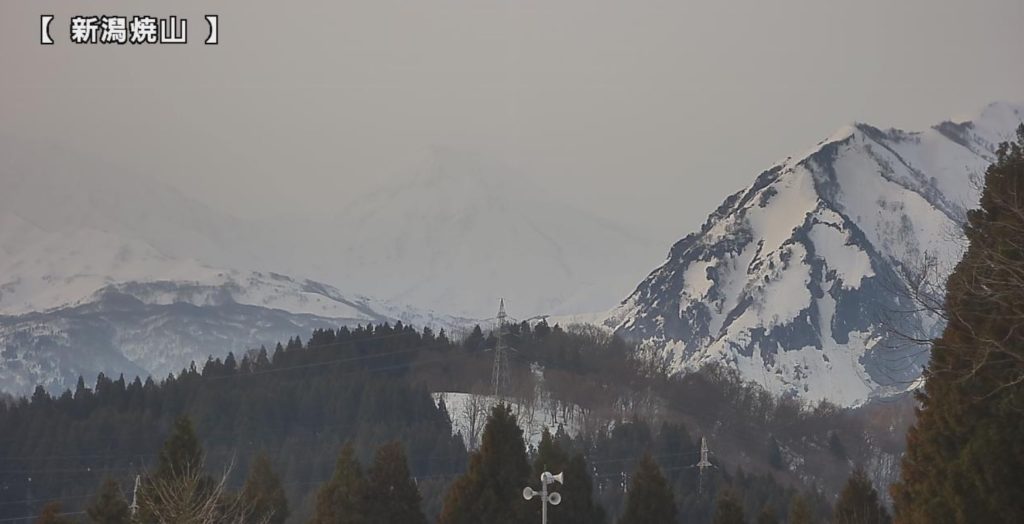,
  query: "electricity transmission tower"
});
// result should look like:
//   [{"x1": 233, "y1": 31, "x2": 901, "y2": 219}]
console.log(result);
[
  {"x1": 491, "y1": 299, "x2": 513, "y2": 398},
  {"x1": 695, "y1": 436, "x2": 714, "y2": 494},
  {"x1": 129, "y1": 474, "x2": 141, "y2": 516}
]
